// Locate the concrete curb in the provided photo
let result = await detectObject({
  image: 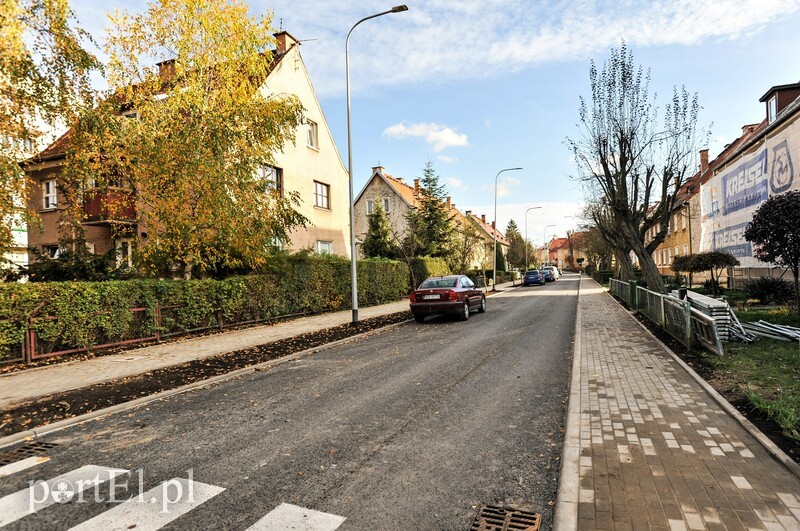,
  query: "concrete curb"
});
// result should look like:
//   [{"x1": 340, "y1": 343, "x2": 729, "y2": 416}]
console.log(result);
[
  {"x1": 553, "y1": 275, "x2": 583, "y2": 531},
  {"x1": 0, "y1": 319, "x2": 413, "y2": 450},
  {"x1": 604, "y1": 286, "x2": 800, "y2": 482}
]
